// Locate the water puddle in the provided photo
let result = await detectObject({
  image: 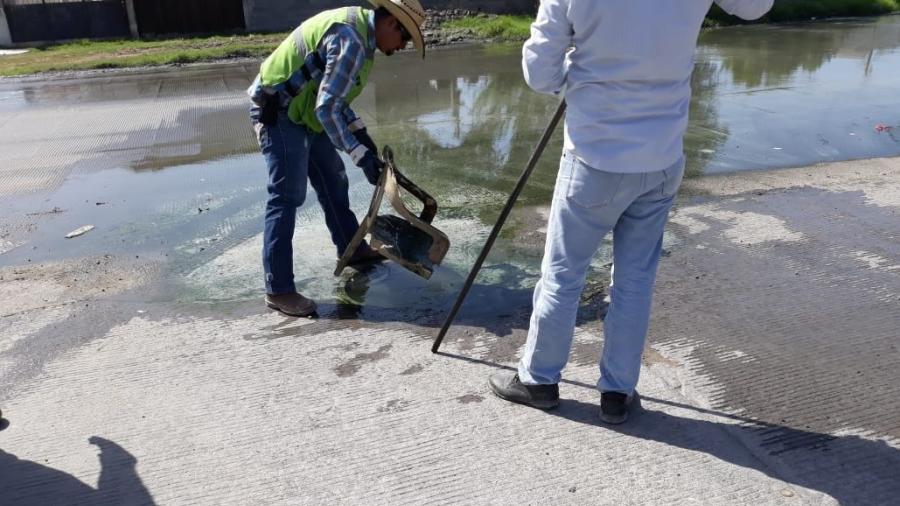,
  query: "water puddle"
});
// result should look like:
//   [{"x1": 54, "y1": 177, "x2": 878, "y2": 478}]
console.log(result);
[{"x1": 1, "y1": 16, "x2": 899, "y2": 324}]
